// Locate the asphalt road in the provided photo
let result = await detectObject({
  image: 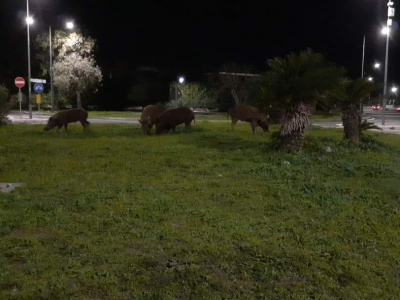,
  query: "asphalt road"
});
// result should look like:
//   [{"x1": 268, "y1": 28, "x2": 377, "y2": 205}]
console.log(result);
[
  {"x1": 7, "y1": 108, "x2": 400, "y2": 135},
  {"x1": 8, "y1": 111, "x2": 141, "y2": 125},
  {"x1": 7, "y1": 111, "x2": 229, "y2": 125},
  {"x1": 313, "y1": 108, "x2": 400, "y2": 135}
]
